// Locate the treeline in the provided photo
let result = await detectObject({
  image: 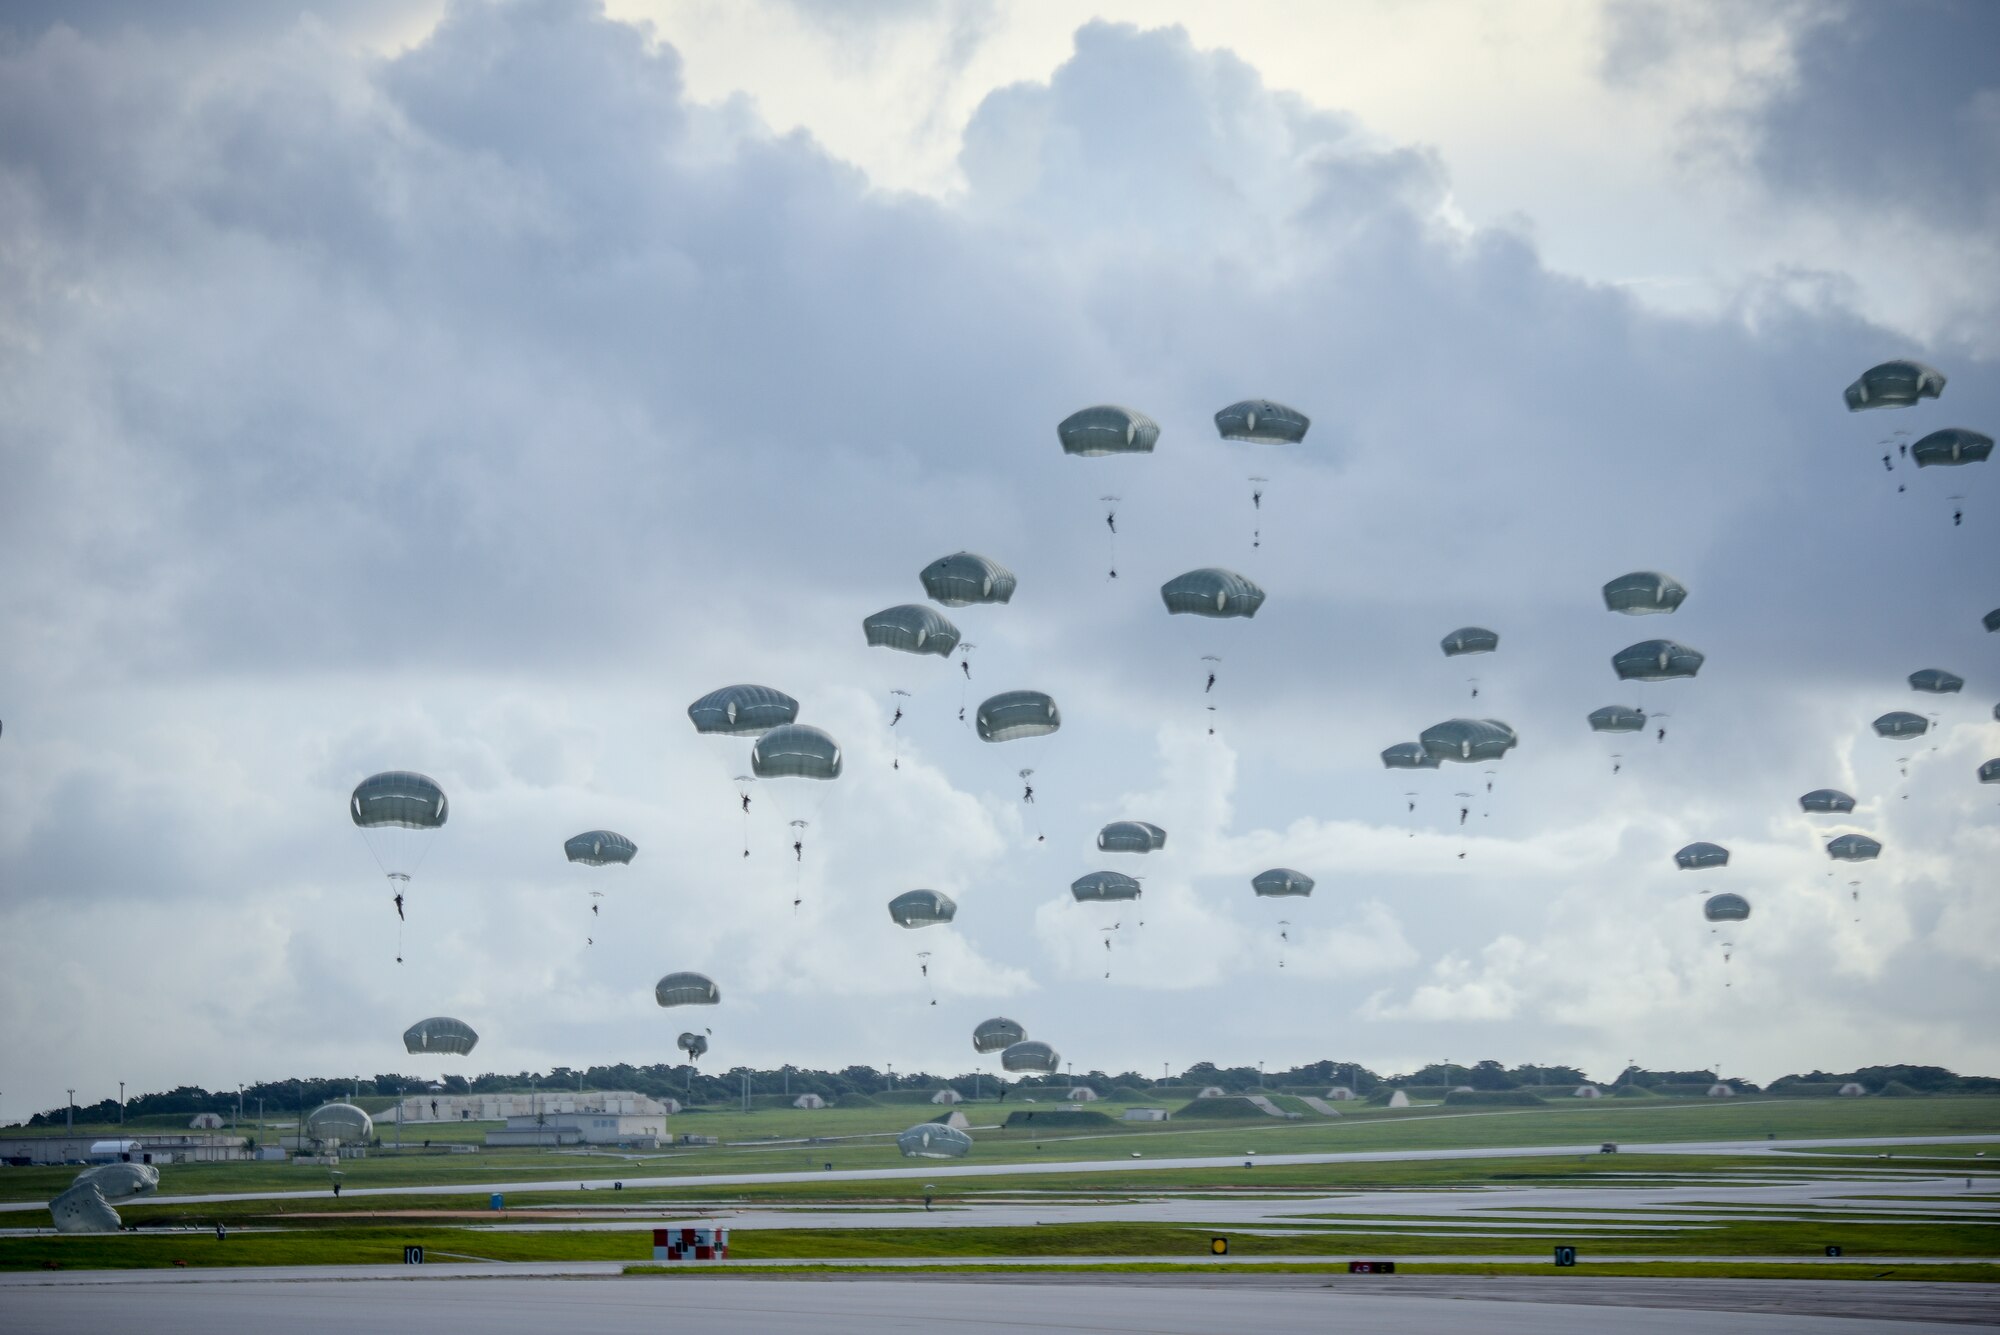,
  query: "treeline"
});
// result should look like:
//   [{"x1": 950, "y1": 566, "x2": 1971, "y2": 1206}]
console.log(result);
[{"x1": 24, "y1": 1060, "x2": 2000, "y2": 1126}]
